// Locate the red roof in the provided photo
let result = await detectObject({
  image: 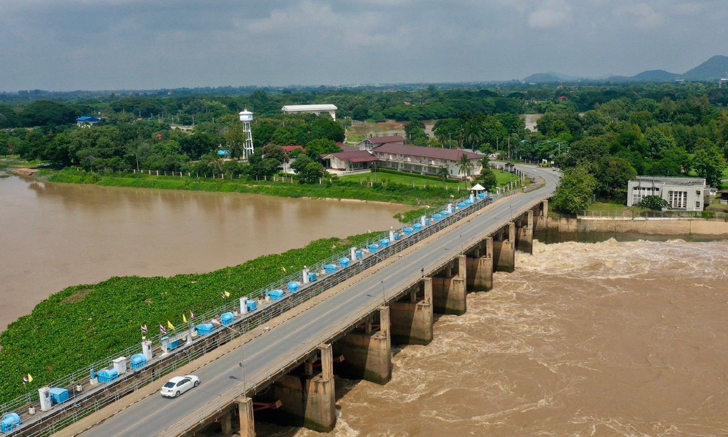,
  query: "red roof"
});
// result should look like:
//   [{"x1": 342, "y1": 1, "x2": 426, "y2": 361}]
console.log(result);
[
  {"x1": 281, "y1": 145, "x2": 304, "y2": 152},
  {"x1": 366, "y1": 135, "x2": 405, "y2": 145},
  {"x1": 338, "y1": 145, "x2": 360, "y2": 152},
  {"x1": 324, "y1": 150, "x2": 379, "y2": 163},
  {"x1": 372, "y1": 143, "x2": 481, "y2": 161}
]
